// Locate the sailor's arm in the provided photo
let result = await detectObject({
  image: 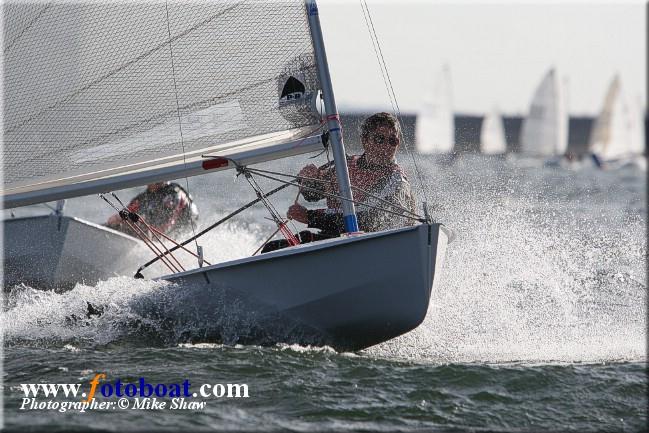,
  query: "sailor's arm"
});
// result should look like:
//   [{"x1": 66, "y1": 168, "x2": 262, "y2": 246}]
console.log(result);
[{"x1": 297, "y1": 163, "x2": 331, "y2": 202}]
